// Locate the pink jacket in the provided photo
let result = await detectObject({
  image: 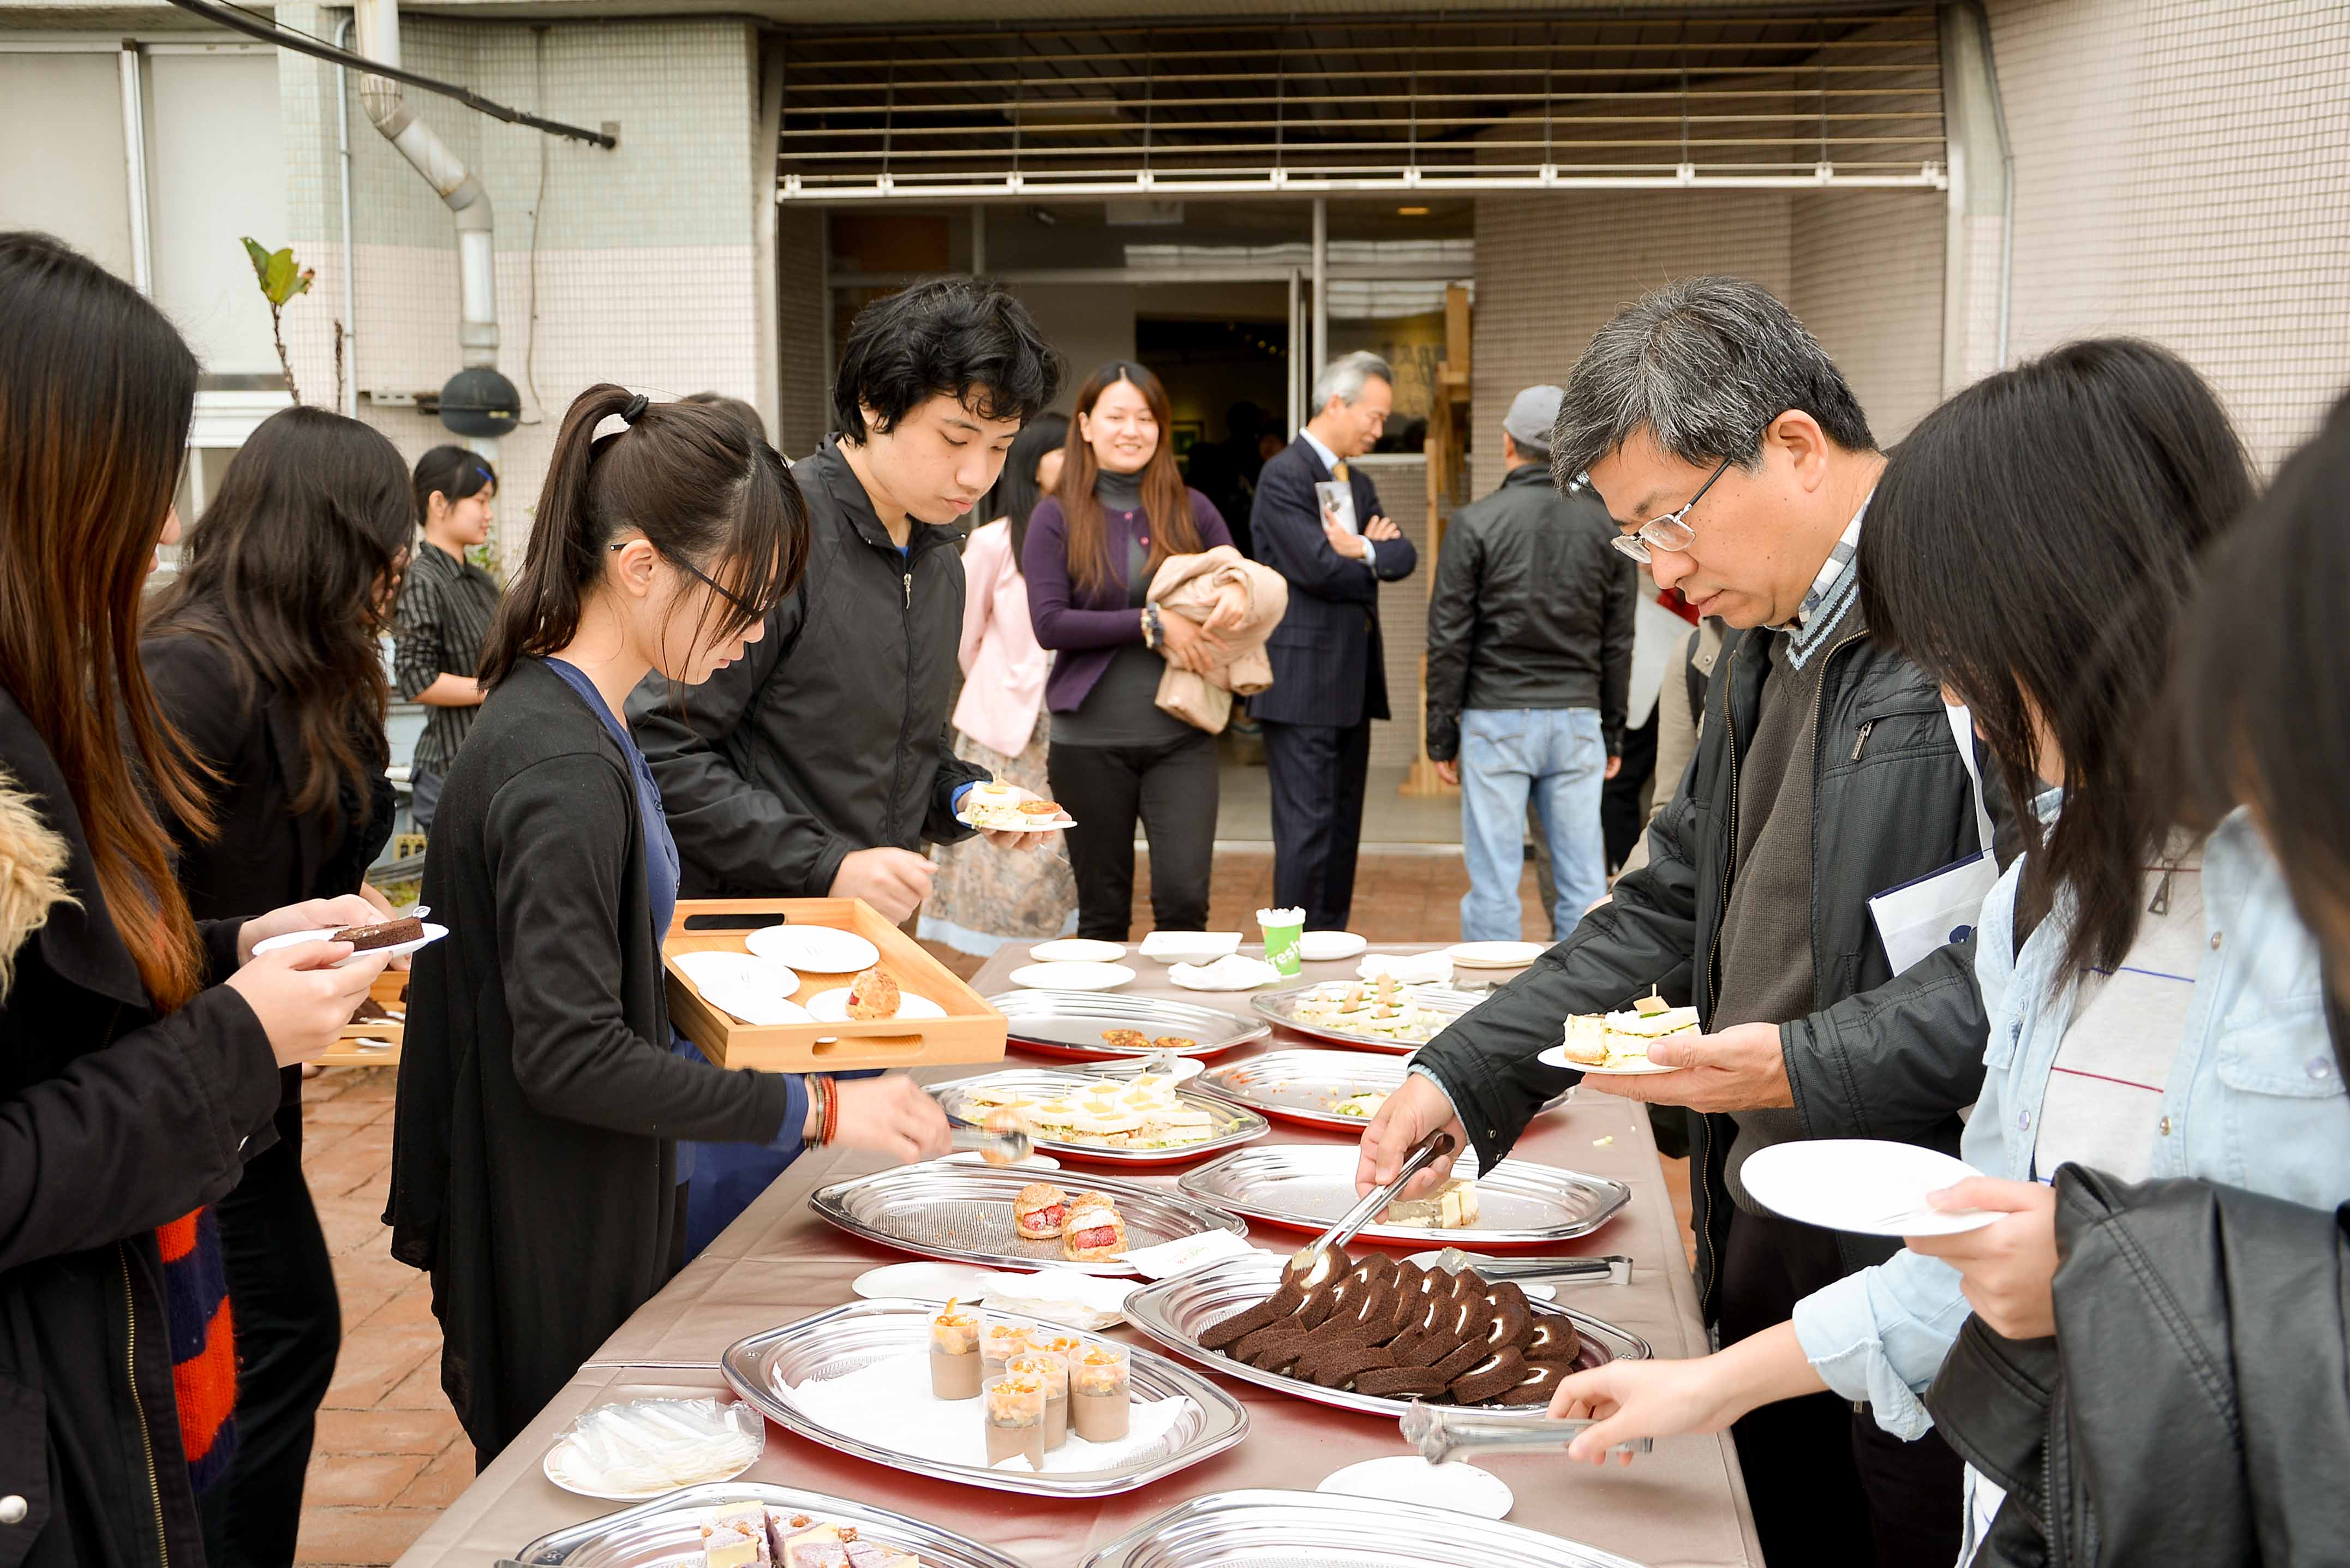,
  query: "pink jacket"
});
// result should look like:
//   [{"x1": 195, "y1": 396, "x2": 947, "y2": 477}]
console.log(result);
[
  {"x1": 1147, "y1": 546, "x2": 1289, "y2": 733},
  {"x1": 952, "y1": 519, "x2": 1049, "y2": 756}
]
